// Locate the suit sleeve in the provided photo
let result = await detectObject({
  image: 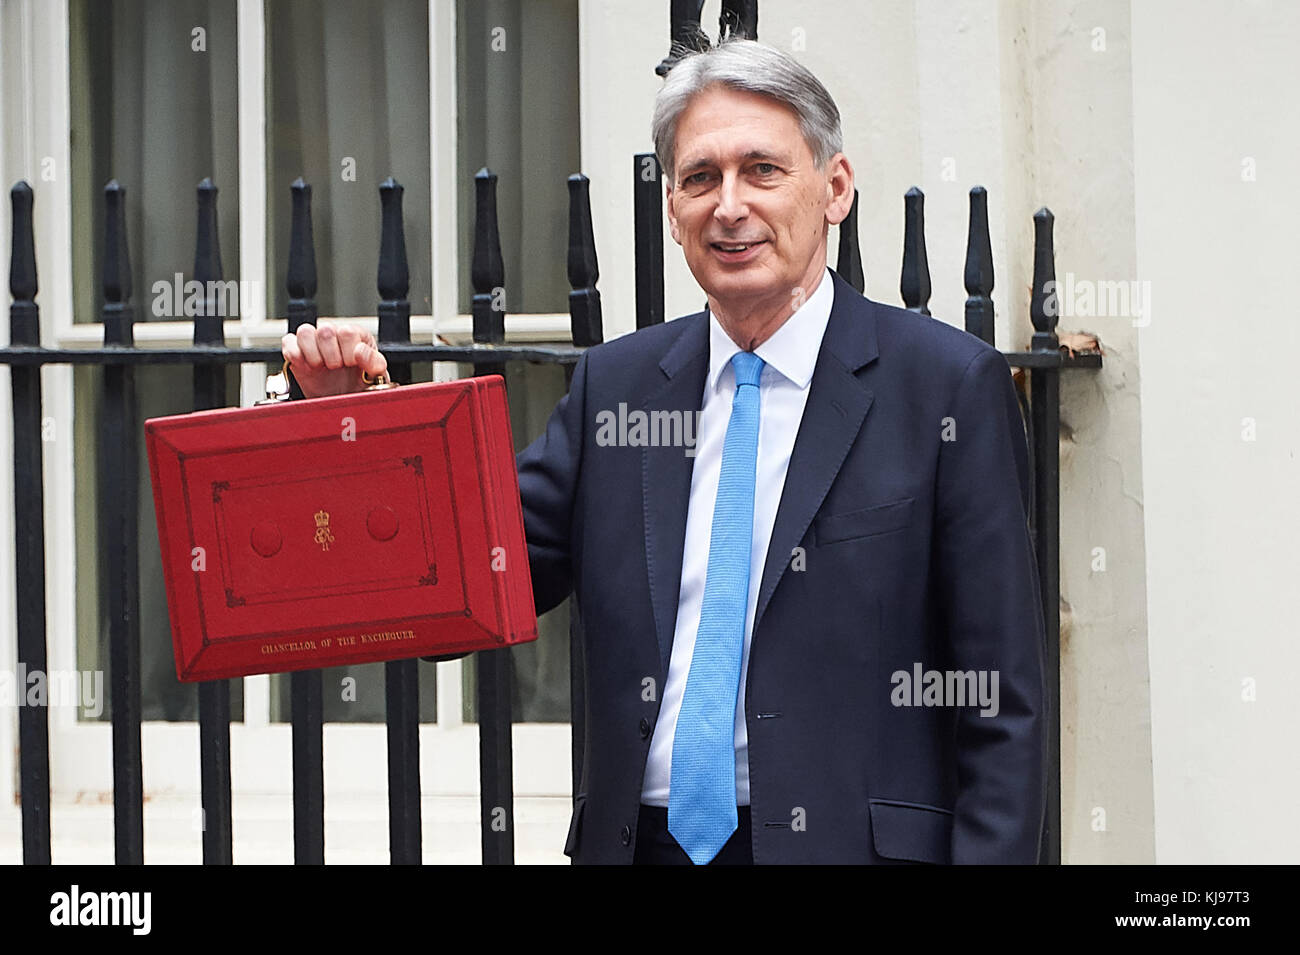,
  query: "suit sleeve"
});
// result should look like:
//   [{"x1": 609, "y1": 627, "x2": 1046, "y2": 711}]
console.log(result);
[
  {"x1": 934, "y1": 347, "x2": 1047, "y2": 864},
  {"x1": 515, "y1": 350, "x2": 590, "y2": 615}
]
